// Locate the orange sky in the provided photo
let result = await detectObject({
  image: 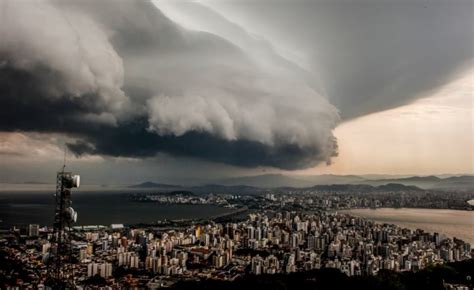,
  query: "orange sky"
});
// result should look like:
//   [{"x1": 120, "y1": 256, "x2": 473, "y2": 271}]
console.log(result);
[{"x1": 296, "y1": 69, "x2": 473, "y2": 175}]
